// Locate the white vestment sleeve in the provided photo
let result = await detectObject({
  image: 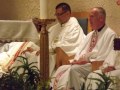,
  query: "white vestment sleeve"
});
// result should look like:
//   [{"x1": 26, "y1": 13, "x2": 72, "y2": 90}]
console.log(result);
[{"x1": 49, "y1": 17, "x2": 86, "y2": 56}]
